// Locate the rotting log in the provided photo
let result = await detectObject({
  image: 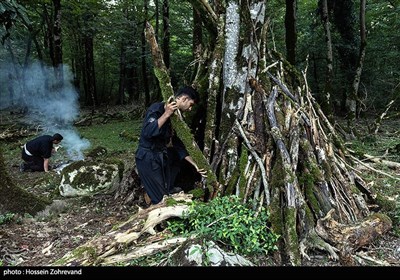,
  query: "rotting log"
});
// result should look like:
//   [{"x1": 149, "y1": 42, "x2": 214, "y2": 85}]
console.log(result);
[{"x1": 315, "y1": 209, "x2": 392, "y2": 265}]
